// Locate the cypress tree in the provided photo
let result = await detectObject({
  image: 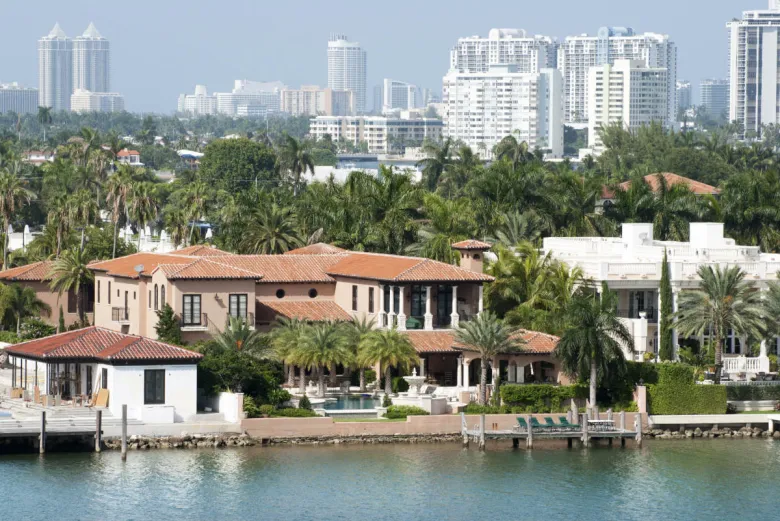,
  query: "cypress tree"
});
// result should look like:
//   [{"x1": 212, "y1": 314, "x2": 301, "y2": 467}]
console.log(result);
[
  {"x1": 659, "y1": 249, "x2": 674, "y2": 361},
  {"x1": 58, "y1": 306, "x2": 65, "y2": 333},
  {"x1": 155, "y1": 304, "x2": 183, "y2": 345}
]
